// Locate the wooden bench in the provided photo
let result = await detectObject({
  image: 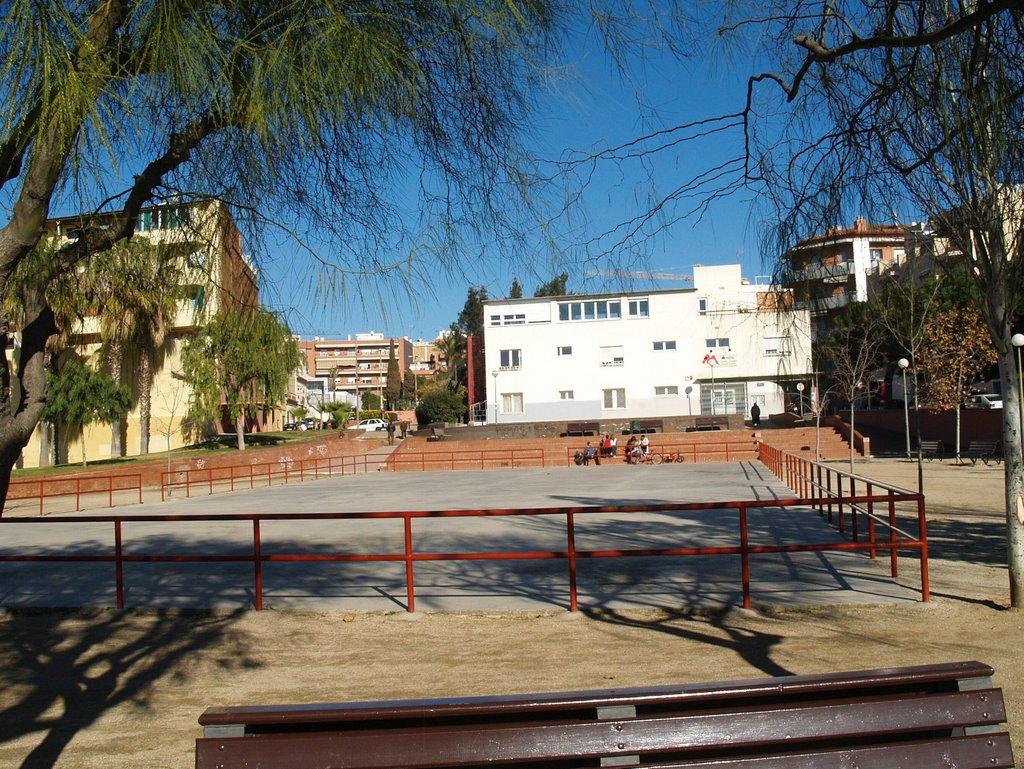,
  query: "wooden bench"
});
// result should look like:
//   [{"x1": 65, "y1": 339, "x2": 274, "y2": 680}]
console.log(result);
[
  {"x1": 919, "y1": 439, "x2": 944, "y2": 461},
  {"x1": 195, "y1": 660, "x2": 1013, "y2": 769},
  {"x1": 426, "y1": 424, "x2": 445, "y2": 442},
  {"x1": 687, "y1": 415, "x2": 729, "y2": 432},
  {"x1": 564, "y1": 421, "x2": 599, "y2": 437},
  {"x1": 961, "y1": 440, "x2": 1001, "y2": 465}
]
